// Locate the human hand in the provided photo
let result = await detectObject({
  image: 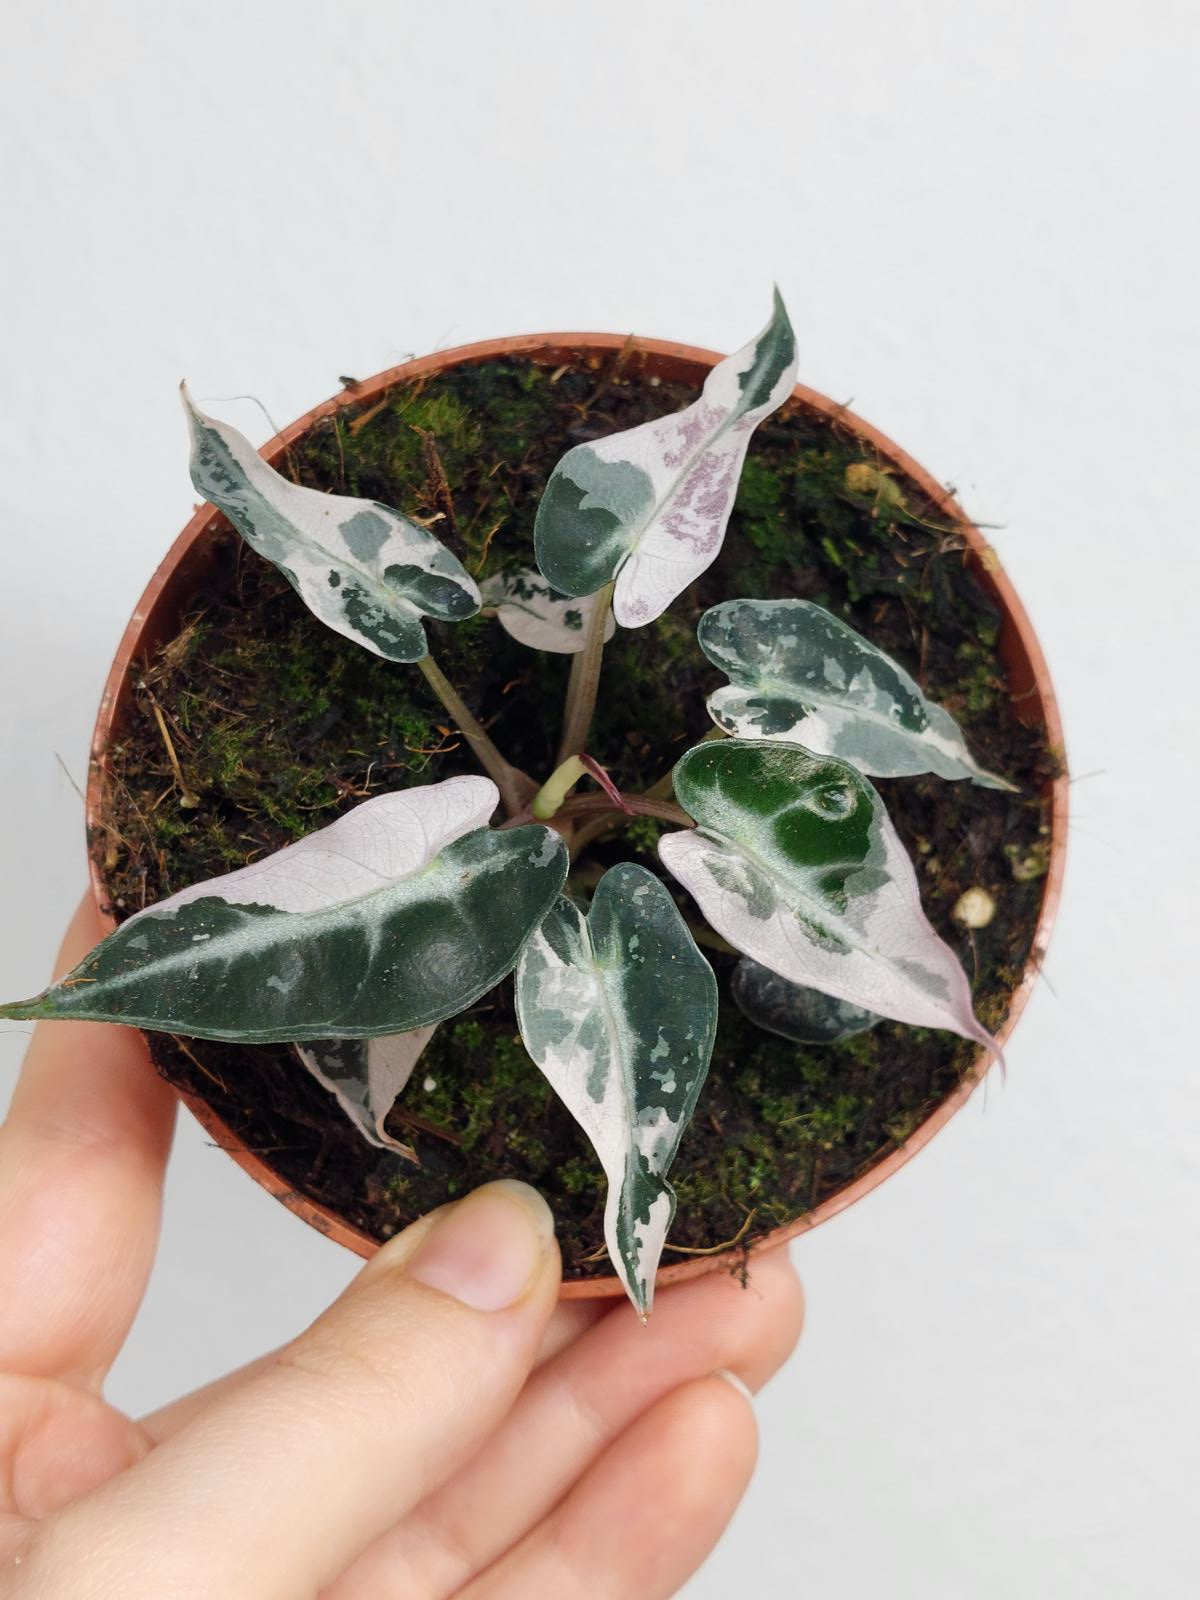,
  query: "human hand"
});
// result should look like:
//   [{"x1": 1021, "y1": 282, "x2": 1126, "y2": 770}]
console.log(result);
[{"x1": 0, "y1": 897, "x2": 804, "y2": 1598}]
